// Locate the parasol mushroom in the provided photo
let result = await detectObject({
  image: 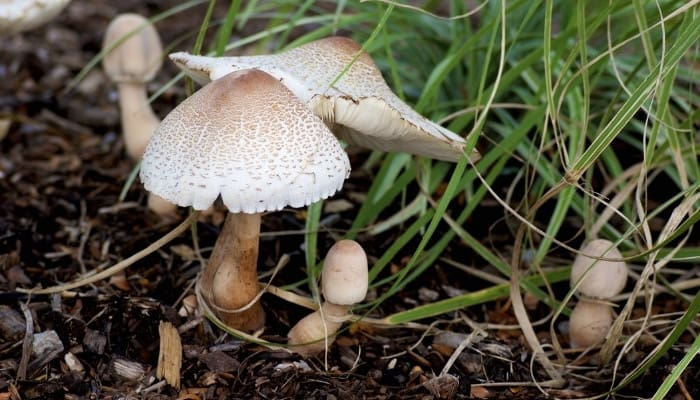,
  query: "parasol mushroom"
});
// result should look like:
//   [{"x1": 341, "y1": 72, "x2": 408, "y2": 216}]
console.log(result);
[
  {"x1": 169, "y1": 37, "x2": 480, "y2": 163},
  {"x1": 140, "y1": 69, "x2": 350, "y2": 332}
]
